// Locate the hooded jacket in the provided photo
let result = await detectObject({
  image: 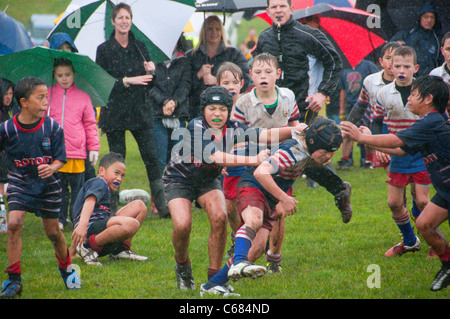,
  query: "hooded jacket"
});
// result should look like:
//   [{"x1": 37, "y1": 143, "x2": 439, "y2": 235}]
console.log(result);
[
  {"x1": 48, "y1": 83, "x2": 100, "y2": 159},
  {"x1": 255, "y1": 17, "x2": 342, "y2": 112},
  {"x1": 391, "y1": 2, "x2": 443, "y2": 77}
]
